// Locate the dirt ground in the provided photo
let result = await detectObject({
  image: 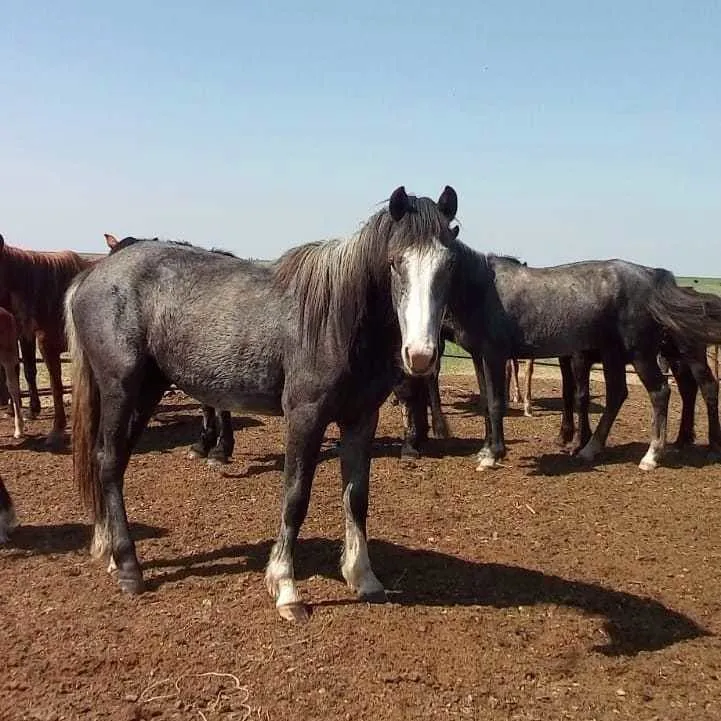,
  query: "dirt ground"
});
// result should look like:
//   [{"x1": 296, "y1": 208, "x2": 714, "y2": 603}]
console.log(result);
[{"x1": 1, "y1": 373, "x2": 720, "y2": 721}]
